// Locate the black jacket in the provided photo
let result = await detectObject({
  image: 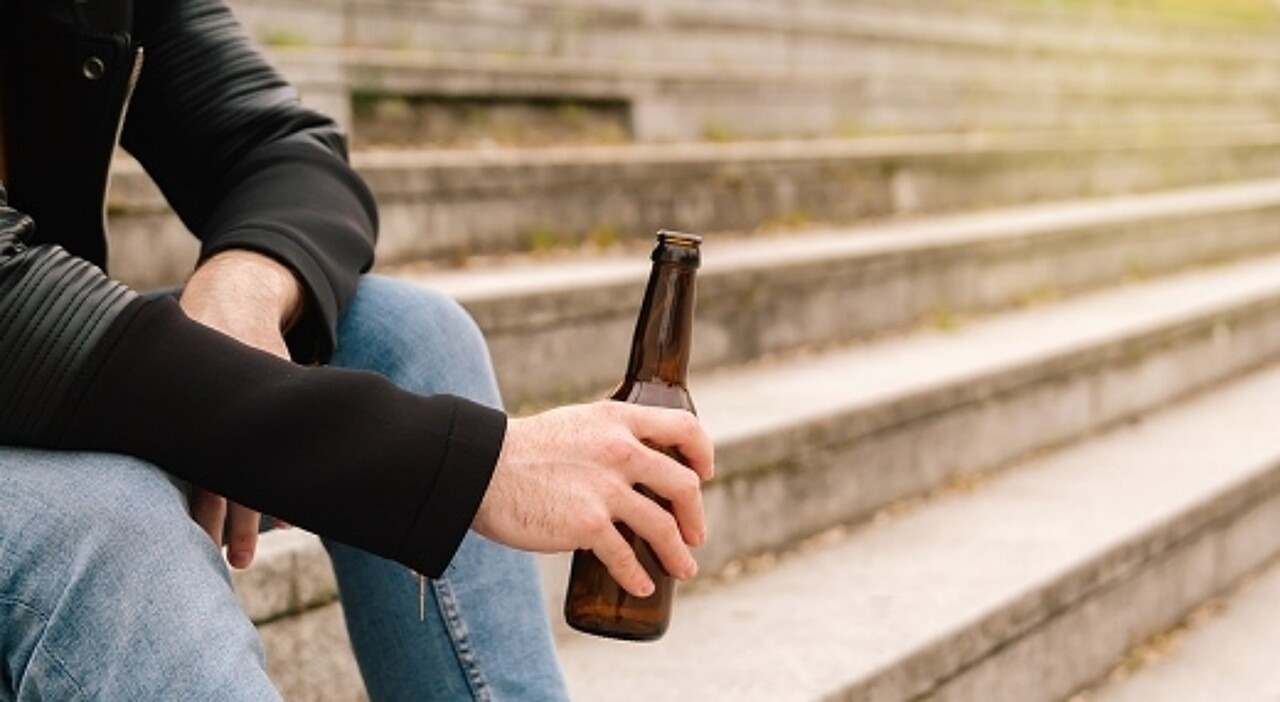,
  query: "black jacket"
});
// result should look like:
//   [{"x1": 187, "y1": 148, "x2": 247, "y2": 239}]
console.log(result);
[{"x1": 0, "y1": 0, "x2": 503, "y2": 577}]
